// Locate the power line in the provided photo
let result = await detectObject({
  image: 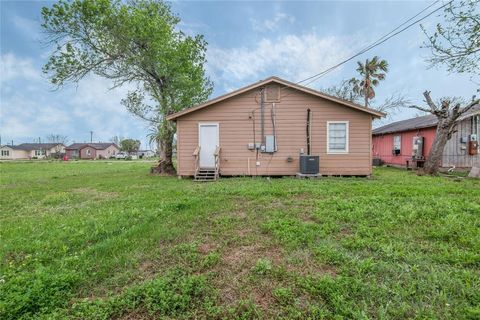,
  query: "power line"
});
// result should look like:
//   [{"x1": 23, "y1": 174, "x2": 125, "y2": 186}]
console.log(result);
[{"x1": 291, "y1": 0, "x2": 452, "y2": 89}]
